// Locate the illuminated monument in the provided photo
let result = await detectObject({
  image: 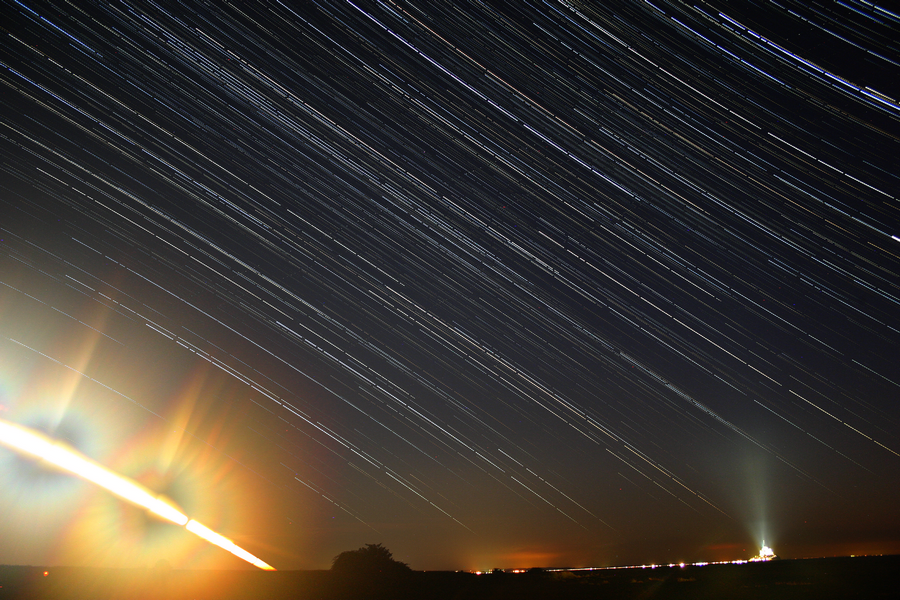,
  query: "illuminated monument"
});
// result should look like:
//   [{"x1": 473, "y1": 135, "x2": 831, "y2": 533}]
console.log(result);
[{"x1": 750, "y1": 540, "x2": 777, "y2": 562}]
